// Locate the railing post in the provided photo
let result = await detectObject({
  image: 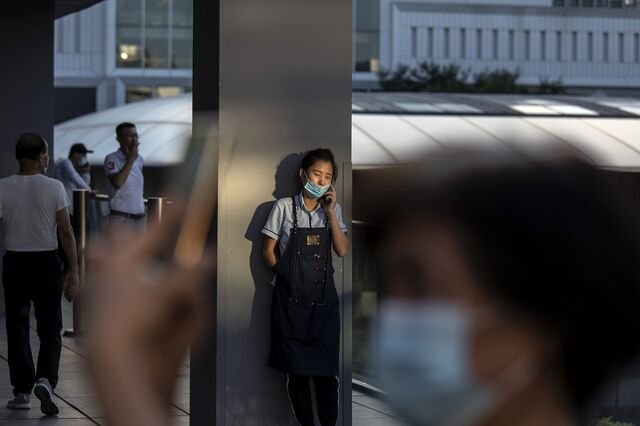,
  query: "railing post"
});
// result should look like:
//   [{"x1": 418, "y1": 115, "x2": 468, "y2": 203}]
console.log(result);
[
  {"x1": 147, "y1": 196, "x2": 167, "y2": 225},
  {"x1": 64, "y1": 189, "x2": 89, "y2": 337}
]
